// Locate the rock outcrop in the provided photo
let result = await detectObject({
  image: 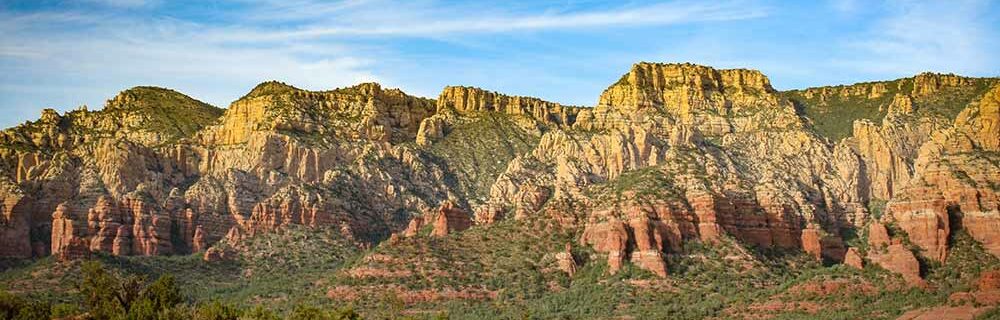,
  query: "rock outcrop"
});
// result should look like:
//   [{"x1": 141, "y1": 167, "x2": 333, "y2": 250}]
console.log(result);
[
  {"x1": 882, "y1": 84, "x2": 1000, "y2": 261},
  {"x1": 866, "y1": 222, "x2": 923, "y2": 286},
  {"x1": 0, "y1": 62, "x2": 997, "y2": 293},
  {"x1": 436, "y1": 86, "x2": 578, "y2": 128},
  {"x1": 844, "y1": 247, "x2": 863, "y2": 269},
  {"x1": 431, "y1": 201, "x2": 472, "y2": 237},
  {"x1": 0, "y1": 180, "x2": 32, "y2": 258},
  {"x1": 869, "y1": 243, "x2": 923, "y2": 286},
  {"x1": 554, "y1": 243, "x2": 576, "y2": 276}
]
